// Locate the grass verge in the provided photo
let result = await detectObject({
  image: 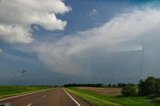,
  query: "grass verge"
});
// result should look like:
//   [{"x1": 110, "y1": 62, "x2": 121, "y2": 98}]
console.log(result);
[{"x1": 67, "y1": 87, "x2": 159, "y2": 106}]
